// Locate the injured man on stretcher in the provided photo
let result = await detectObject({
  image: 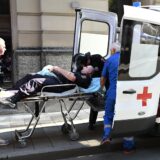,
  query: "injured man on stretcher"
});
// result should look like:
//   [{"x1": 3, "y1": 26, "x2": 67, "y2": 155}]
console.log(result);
[{"x1": 0, "y1": 64, "x2": 95, "y2": 109}]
